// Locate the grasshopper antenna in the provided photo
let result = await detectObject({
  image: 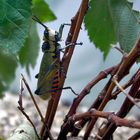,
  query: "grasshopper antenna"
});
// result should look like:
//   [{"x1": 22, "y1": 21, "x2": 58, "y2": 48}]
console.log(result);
[{"x1": 32, "y1": 15, "x2": 47, "y2": 29}]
